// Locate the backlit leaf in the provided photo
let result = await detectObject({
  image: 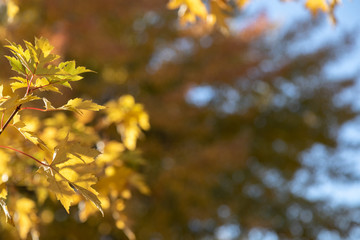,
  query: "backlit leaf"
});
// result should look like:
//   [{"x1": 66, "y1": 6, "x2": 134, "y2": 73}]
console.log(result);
[
  {"x1": 58, "y1": 61, "x2": 93, "y2": 81},
  {"x1": 59, "y1": 98, "x2": 105, "y2": 114},
  {"x1": 41, "y1": 137, "x2": 103, "y2": 215},
  {"x1": 40, "y1": 167, "x2": 76, "y2": 213},
  {"x1": 35, "y1": 37, "x2": 55, "y2": 58},
  {"x1": 35, "y1": 78, "x2": 61, "y2": 93},
  {"x1": 5, "y1": 56, "x2": 26, "y2": 75},
  {"x1": 10, "y1": 82, "x2": 28, "y2": 92}
]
